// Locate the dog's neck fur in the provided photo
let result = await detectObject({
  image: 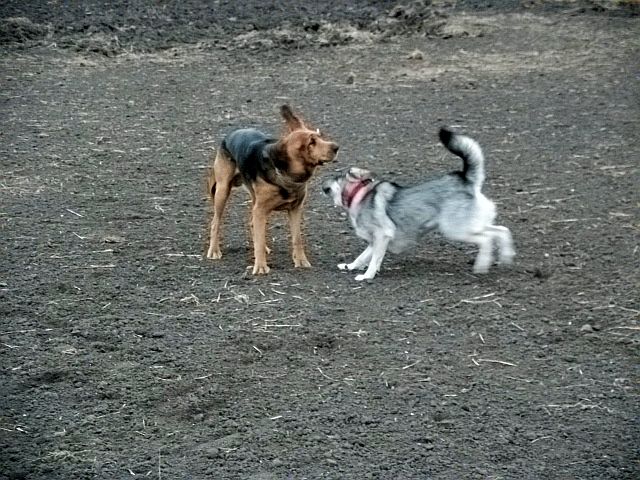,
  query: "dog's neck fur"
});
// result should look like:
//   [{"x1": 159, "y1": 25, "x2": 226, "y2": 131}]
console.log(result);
[
  {"x1": 342, "y1": 178, "x2": 373, "y2": 210},
  {"x1": 264, "y1": 143, "x2": 313, "y2": 187}
]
